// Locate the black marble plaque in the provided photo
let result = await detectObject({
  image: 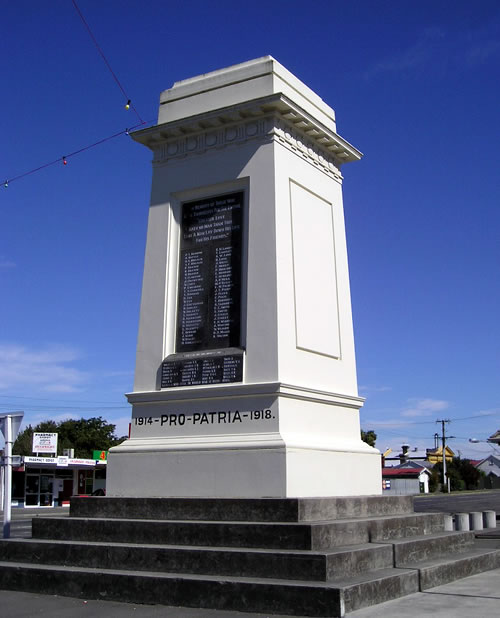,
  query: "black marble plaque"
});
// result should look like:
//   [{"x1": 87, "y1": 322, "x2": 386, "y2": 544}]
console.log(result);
[
  {"x1": 161, "y1": 350, "x2": 244, "y2": 388},
  {"x1": 176, "y1": 191, "x2": 243, "y2": 353}
]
